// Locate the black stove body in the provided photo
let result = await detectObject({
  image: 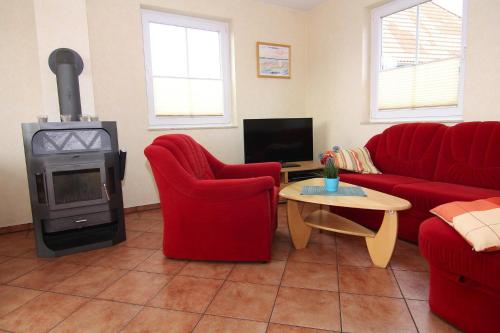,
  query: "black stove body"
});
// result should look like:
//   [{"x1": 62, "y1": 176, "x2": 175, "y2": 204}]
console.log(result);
[{"x1": 22, "y1": 121, "x2": 126, "y2": 257}]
